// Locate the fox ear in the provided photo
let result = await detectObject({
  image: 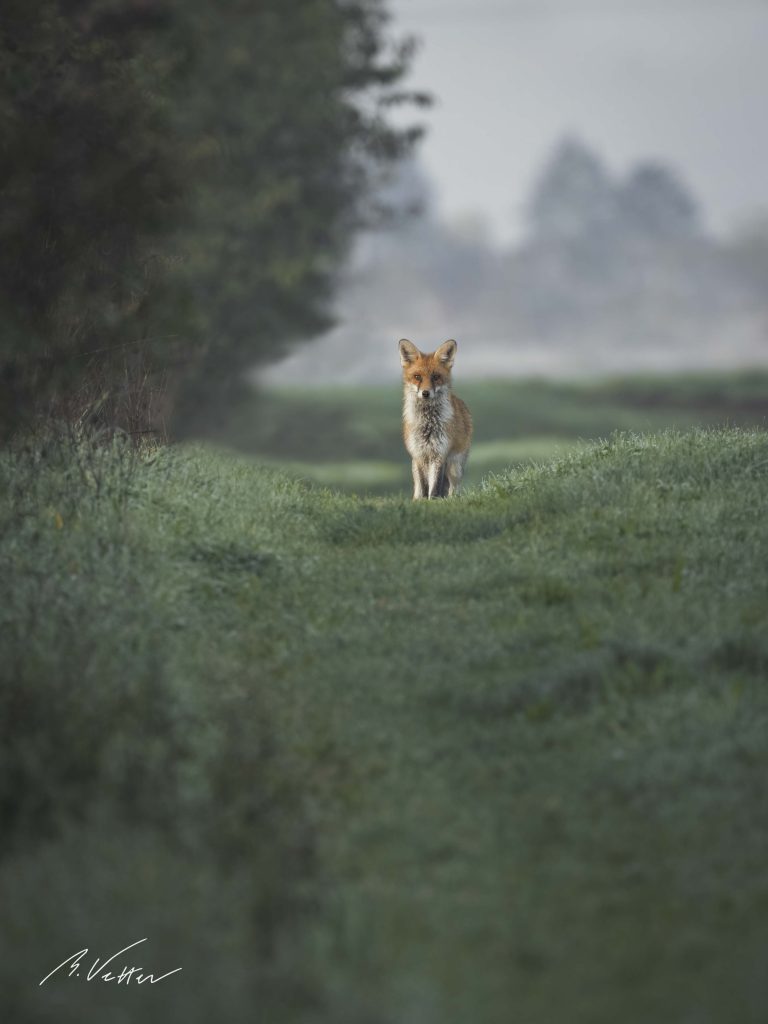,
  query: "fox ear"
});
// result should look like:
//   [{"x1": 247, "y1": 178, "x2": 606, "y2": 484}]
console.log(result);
[
  {"x1": 398, "y1": 338, "x2": 420, "y2": 366},
  {"x1": 436, "y1": 339, "x2": 457, "y2": 368}
]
